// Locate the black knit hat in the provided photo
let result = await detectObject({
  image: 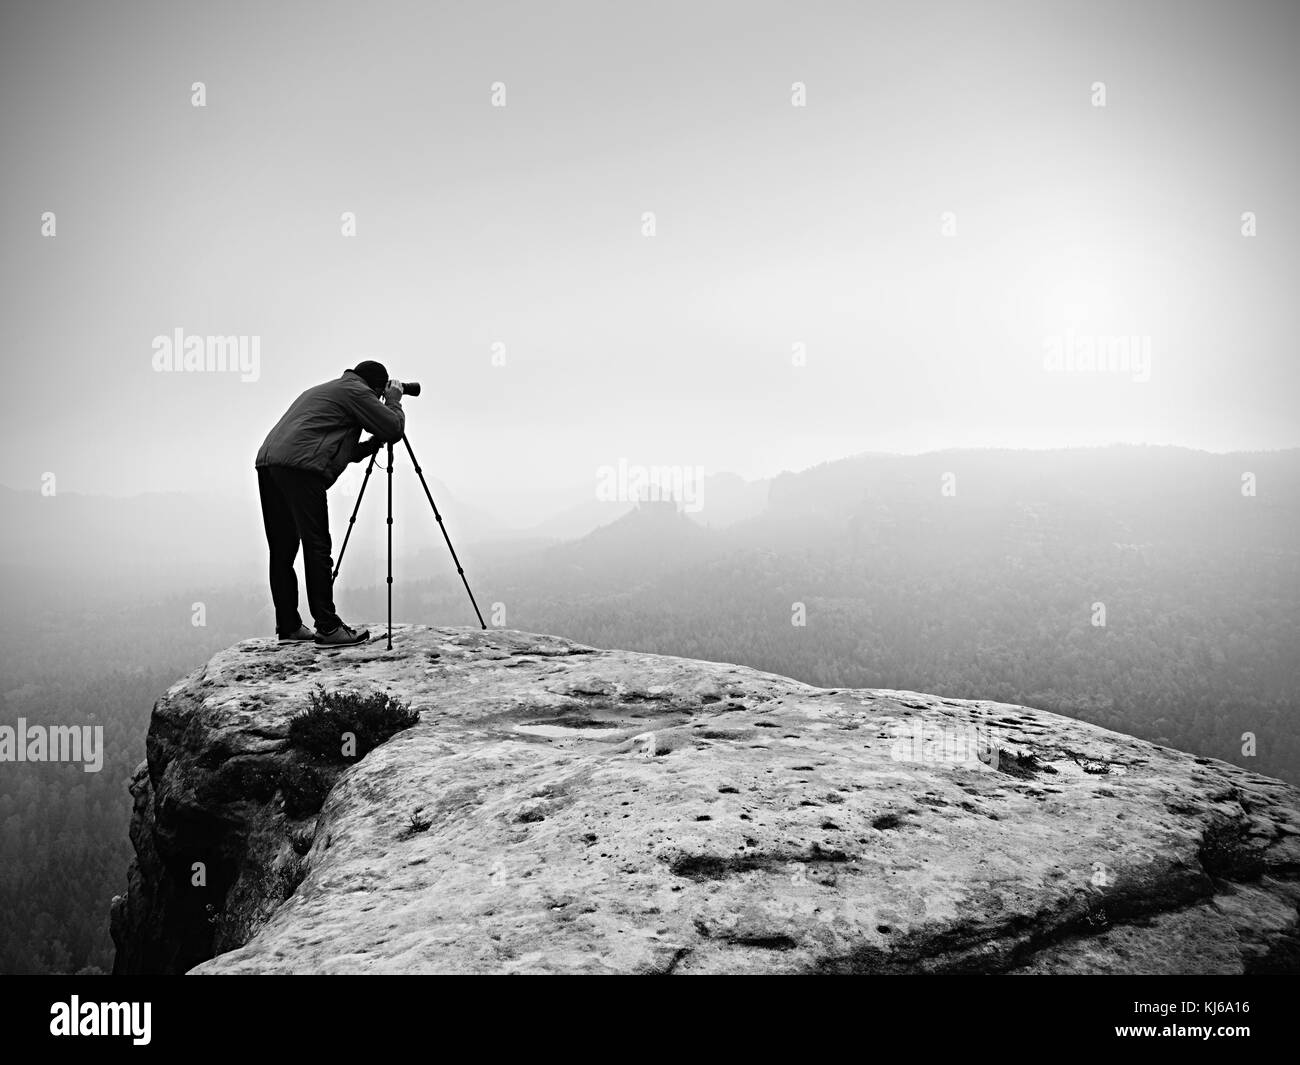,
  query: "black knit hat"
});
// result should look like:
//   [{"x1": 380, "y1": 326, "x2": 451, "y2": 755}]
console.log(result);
[{"x1": 352, "y1": 360, "x2": 389, "y2": 393}]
